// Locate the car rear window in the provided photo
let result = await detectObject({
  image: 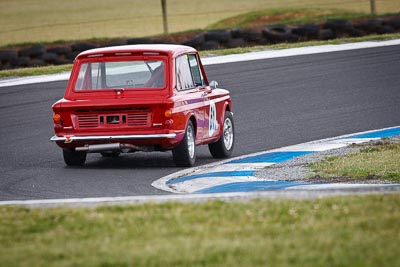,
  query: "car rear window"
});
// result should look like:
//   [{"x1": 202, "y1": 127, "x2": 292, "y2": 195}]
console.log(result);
[{"x1": 75, "y1": 60, "x2": 165, "y2": 90}]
